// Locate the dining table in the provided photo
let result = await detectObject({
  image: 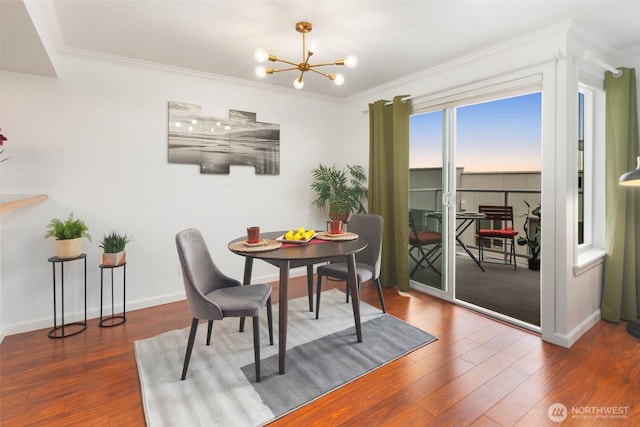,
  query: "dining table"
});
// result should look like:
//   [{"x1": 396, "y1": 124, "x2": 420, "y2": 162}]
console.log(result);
[{"x1": 228, "y1": 231, "x2": 368, "y2": 374}]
